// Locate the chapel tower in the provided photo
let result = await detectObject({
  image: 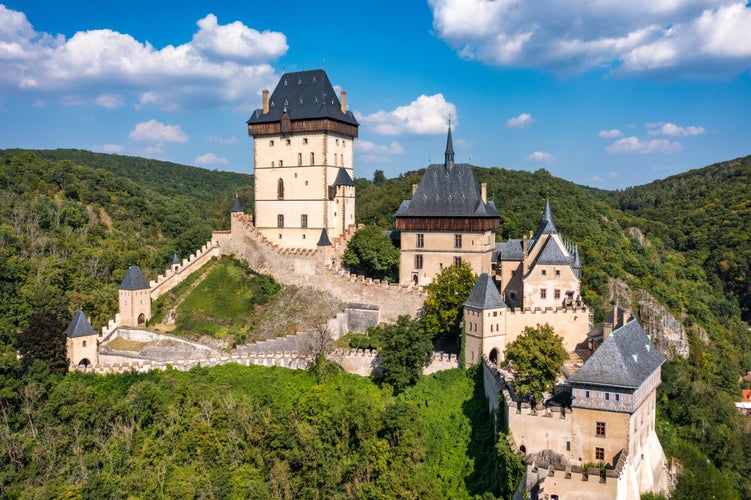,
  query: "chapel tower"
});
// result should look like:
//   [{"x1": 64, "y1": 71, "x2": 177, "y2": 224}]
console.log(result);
[{"x1": 247, "y1": 70, "x2": 359, "y2": 249}]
